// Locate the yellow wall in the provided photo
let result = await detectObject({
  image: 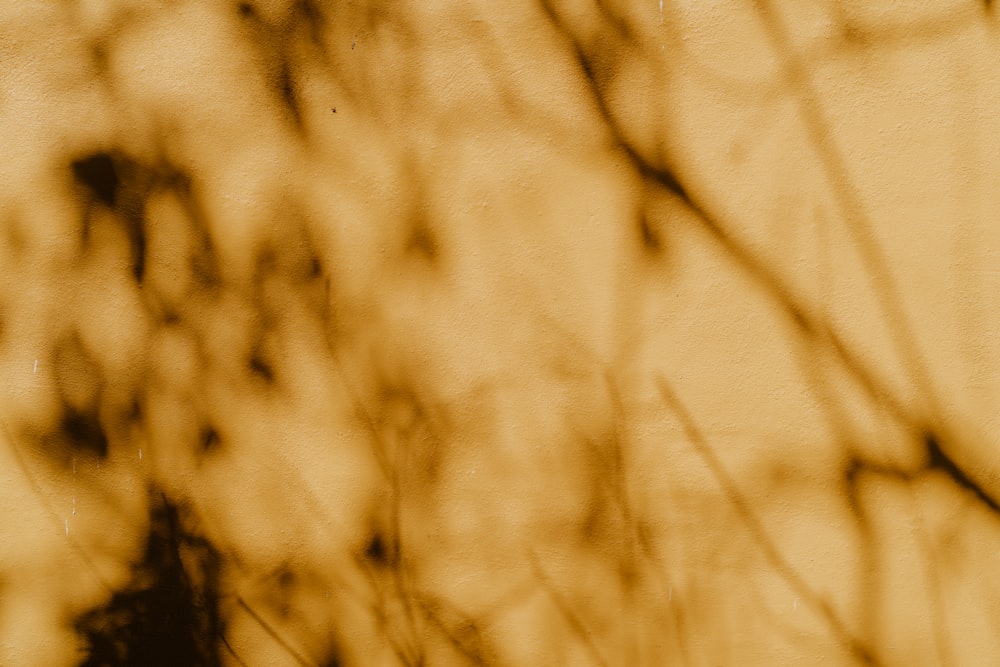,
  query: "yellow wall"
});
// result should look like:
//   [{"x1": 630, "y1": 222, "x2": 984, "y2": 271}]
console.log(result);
[{"x1": 1, "y1": 0, "x2": 998, "y2": 664}]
